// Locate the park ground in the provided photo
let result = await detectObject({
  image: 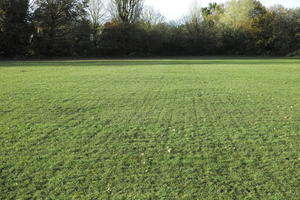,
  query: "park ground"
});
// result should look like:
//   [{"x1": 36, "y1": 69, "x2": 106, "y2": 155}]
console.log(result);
[{"x1": 0, "y1": 58, "x2": 299, "y2": 199}]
